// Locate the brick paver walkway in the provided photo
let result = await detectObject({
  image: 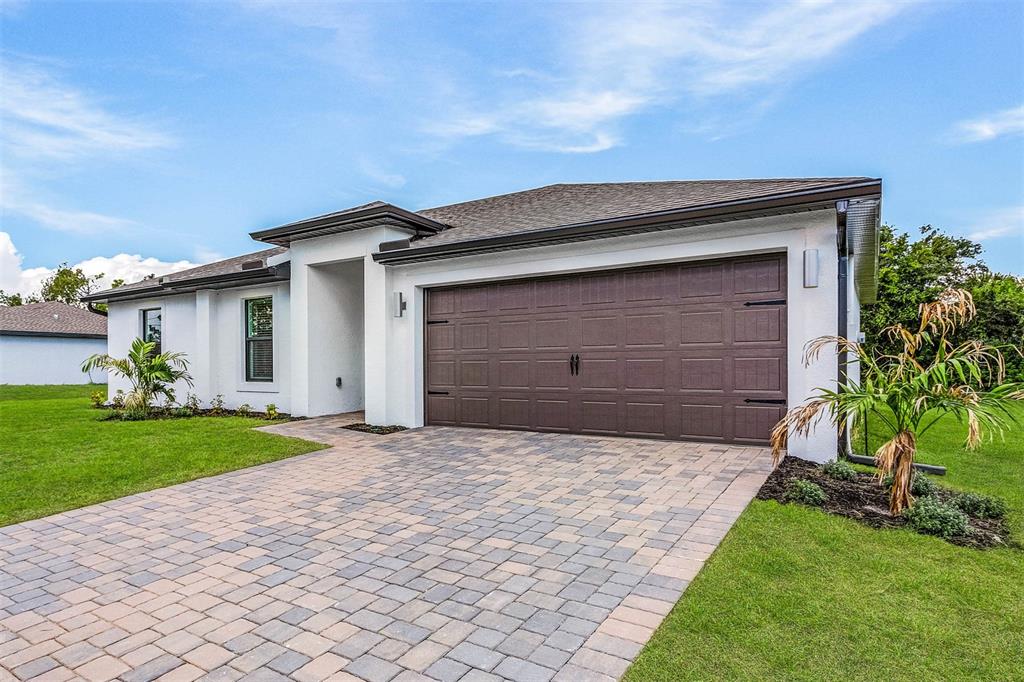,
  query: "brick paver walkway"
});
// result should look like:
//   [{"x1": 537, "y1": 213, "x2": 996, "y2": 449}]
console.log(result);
[{"x1": 1, "y1": 417, "x2": 772, "y2": 682}]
